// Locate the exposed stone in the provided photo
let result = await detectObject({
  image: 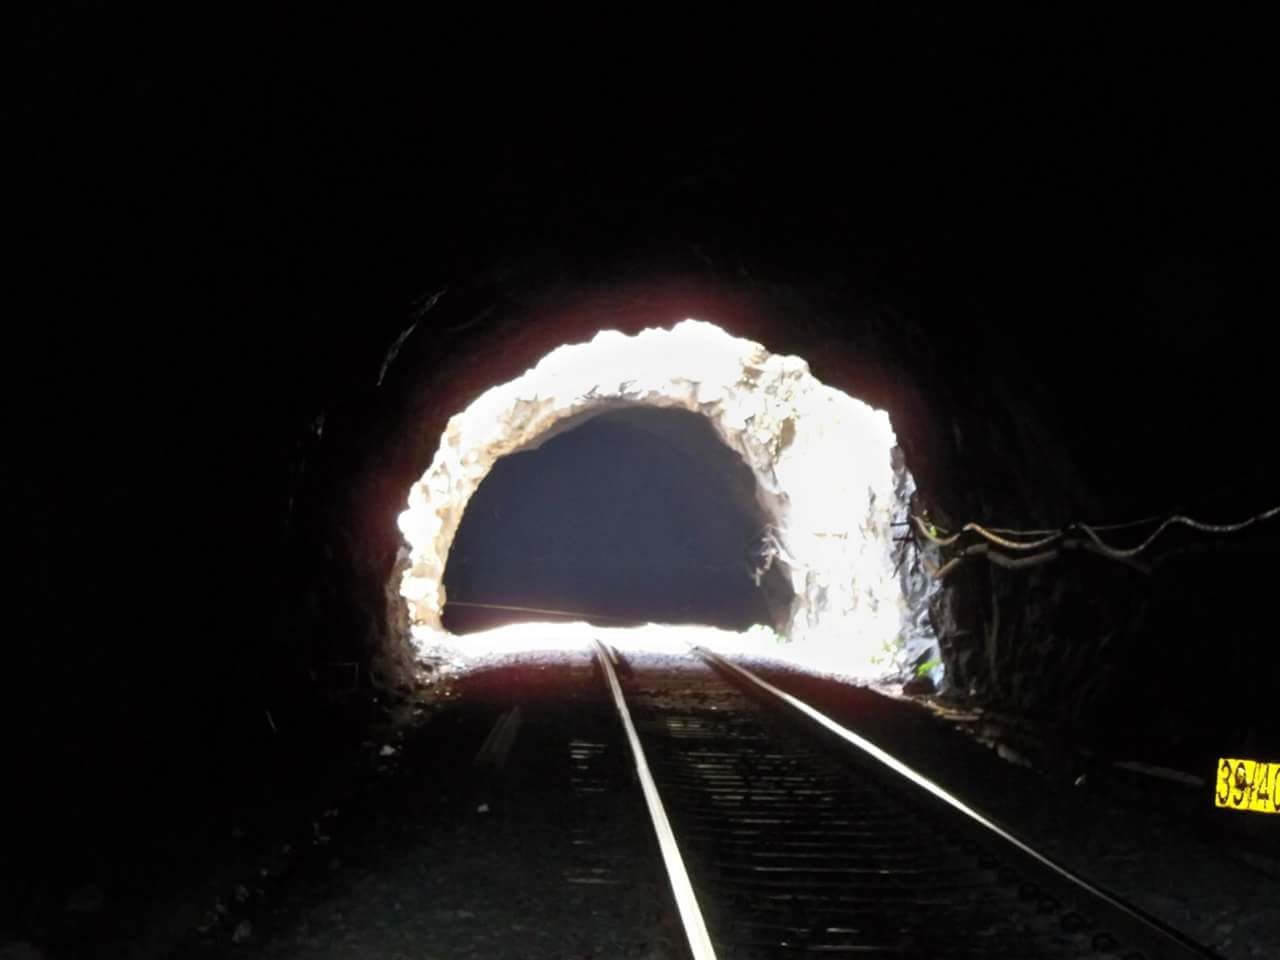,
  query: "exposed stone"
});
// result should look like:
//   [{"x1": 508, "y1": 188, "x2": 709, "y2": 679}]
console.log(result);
[
  {"x1": 395, "y1": 320, "x2": 936, "y2": 672},
  {"x1": 902, "y1": 674, "x2": 936, "y2": 696}
]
